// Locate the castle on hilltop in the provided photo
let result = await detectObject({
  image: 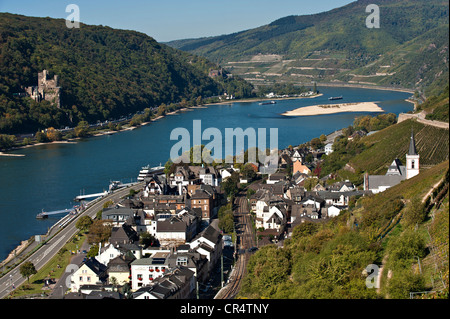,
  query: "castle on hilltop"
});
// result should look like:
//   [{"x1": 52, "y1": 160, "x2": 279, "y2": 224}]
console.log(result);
[{"x1": 25, "y1": 70, "x2": 61, "y2": 108}]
